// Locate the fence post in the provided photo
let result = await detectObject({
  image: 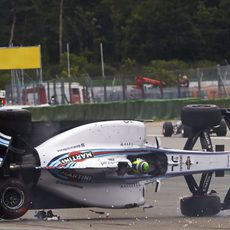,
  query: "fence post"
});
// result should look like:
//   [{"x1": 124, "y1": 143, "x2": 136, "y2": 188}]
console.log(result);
[
  {"x1": 122, "y1": 75, "x2": 127, "y2": 100},
  {"x1": 61, "y1": 79, "x2": 65, "y2": 104},
  {"x1": 53, "y1": 80, "x2": 57, "y2": 103},
  {"x1": 217, "y1": 64, "x2": 221, "y2": 97},
  {"x1": 68, "y1": 81, "x2": 72, "y2": 104},
  {"x1": 197, "y1": 68, "x2": 201, "y2": 98},
  {"x1": 160, "y1": 85, "x2": 164, "y2": 99},
  {"x1": 177, "y1": 74, "x2": 181, "y2": 98},
  {"x1": 217, "y1": 64, "x2": 228, "y2": 98},
  {"x1": 103, "y1": 79, "x2": 107, "y2": 102},
  {"x1": 47, "y1": 81, "x2": 50, "y2": 103}
]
